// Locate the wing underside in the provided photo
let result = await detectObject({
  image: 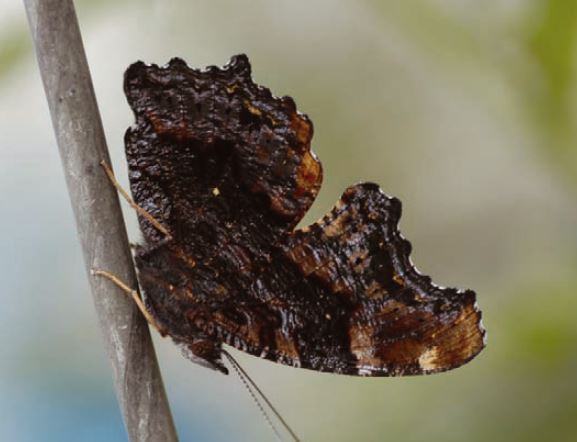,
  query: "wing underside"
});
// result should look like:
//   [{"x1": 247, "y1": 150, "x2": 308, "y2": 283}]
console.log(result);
[{"x1": 136, "y1": 183, "x2": 485, "y2": 376}]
